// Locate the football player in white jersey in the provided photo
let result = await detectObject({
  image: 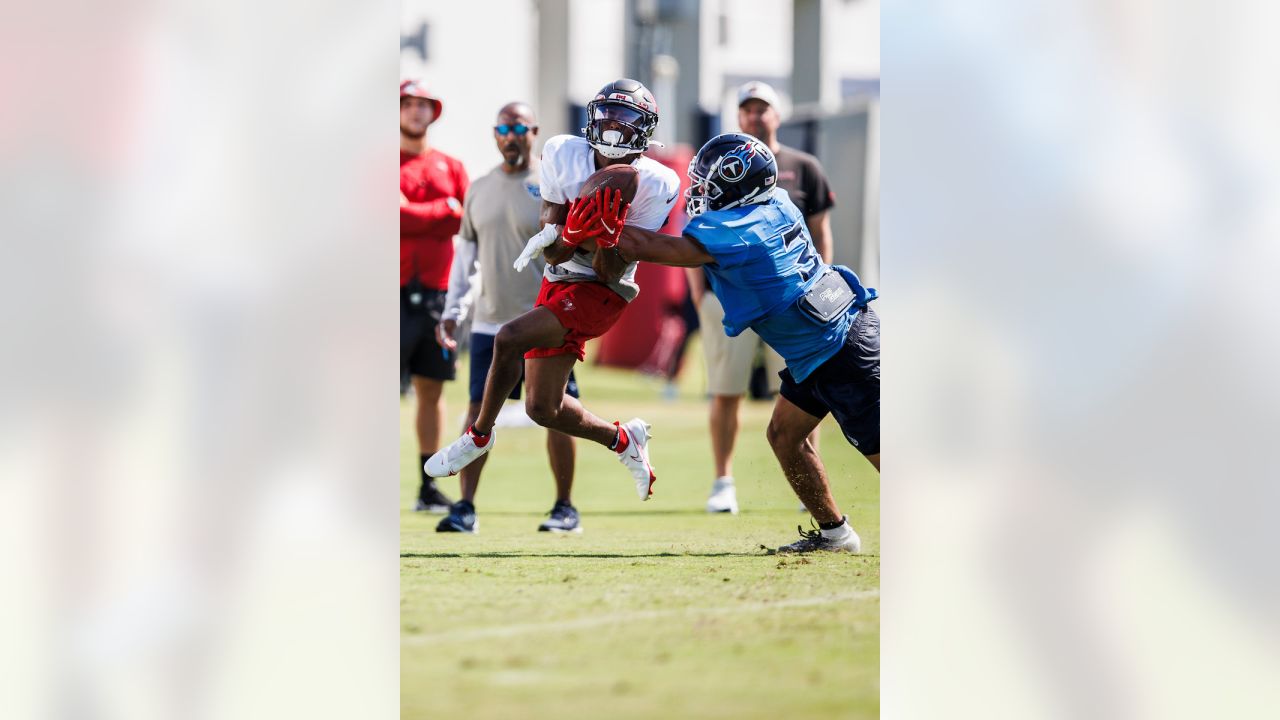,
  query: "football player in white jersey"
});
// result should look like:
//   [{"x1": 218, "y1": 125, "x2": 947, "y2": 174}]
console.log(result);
[{"x1": 427, "y1": 79, "x2": 680, "y2": 504}]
